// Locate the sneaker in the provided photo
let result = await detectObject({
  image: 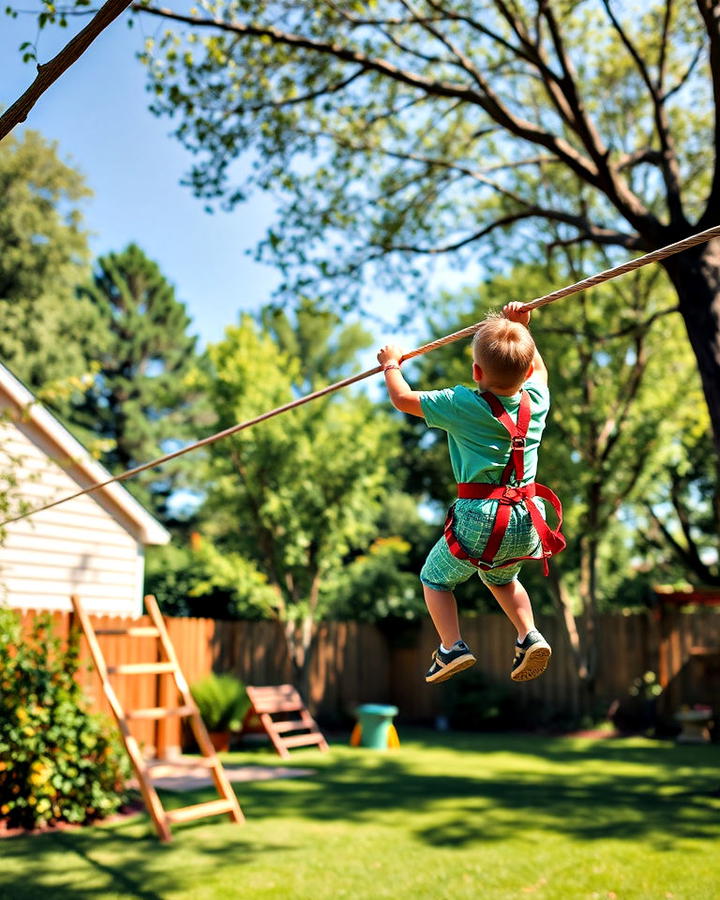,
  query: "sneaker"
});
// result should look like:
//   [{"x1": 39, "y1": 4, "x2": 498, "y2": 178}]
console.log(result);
[
  {"x1": 425, "y1": 640, "x2": 477, "y2": 684},
  {"x1": 511, "y1": 630, "x2": 552, "y2": 682}
]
